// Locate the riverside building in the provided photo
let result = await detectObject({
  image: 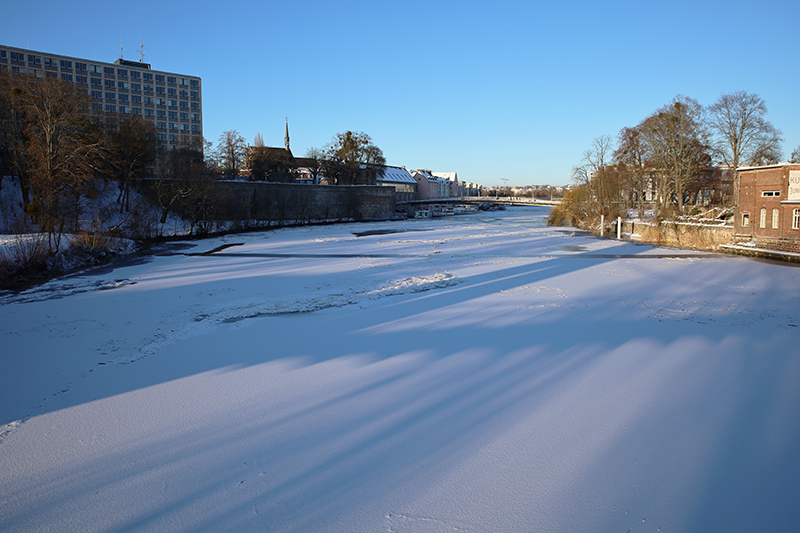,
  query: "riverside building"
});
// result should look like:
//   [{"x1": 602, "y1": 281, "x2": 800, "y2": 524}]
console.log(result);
[{"x1": 0, "y1": 44, "x2": 203, "y2": 152}]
